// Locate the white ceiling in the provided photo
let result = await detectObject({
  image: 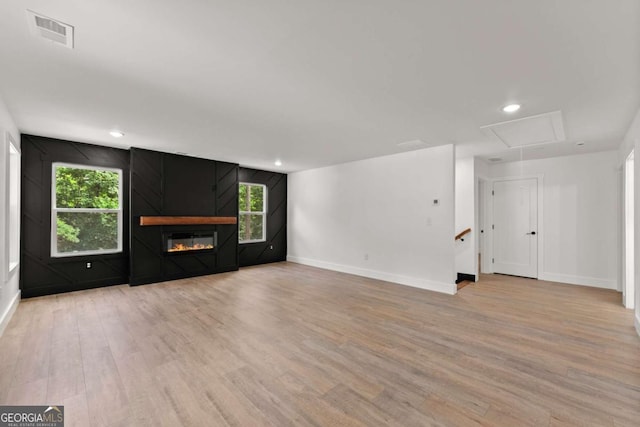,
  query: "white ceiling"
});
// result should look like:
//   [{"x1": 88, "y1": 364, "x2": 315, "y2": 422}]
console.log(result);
[{"x1": 0, "y1": 0, "x2": 638, "y2": 172}]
